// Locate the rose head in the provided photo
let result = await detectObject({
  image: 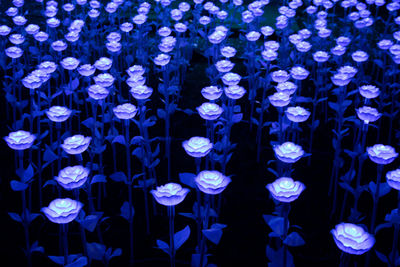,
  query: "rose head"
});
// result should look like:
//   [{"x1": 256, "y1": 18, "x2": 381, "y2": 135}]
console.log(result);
[
  {"x1": 201, "y1": 86, "x2": 223, "y2": 100},
  {"x1": 55, "y1": 165, "x2": 89, "y2": 190},
  {"x1": 274, "y1": 142, "x2": 304, "y2": 163},
  {"x1": 88, "y1": 84, "x2": 109, "y2": 100},
  {"x1": 285, "y1": 106, "x2": 311, "y2": 122},
  {"x1": 359, "y1": 85, "x2": 380, "y2": 99},
  {"x1": 151, "y1": 183, "x2": 189, "y2": 206},
  {"x1": 387, "y1": 169, "x2": 400, "y2": 190},
  {"x1": 224, "y1": 85, "x2": 246, "y2": 100},
  {"x1": 356, "y1": 106, "x2": 381, "y2": 124},
  {"x1": 367, "y1": 144, "x2": 398, "y2": 165},
  {"x1": 130, "y1": 85, "x2": 153, "y2": 100},
  {"x1": 4, "y1": 130, "x2": 35, "y2": 150},
  {"x1": 266, "y1": 177, "x2": 305, "y2": 202},
  {"x1": 331, "y1": 223, "x2": 375, "y2": 255},
  {"x1": 195, "y1": 170, "x2": 231, "y2": 195},
  {"x1": 113, "y1": 103, "x2": 138, "y2": 120},
  {"x1": 182, "y1": 136, "x2": 213, "y2": 158},
  {"x1": 42, "y1": 198, "x2": 83, "y2": 224},
  {"x1": 197, "y1": 102, "x2": 223, "y2": 120},
  {"x1": 269, "y1": 92, "x2": 291, "y2": 107},
  {"x1": 61, "y1": 135, "x2": 91, "y2": 155},
  {"x1": 46, "y1": 106, "x2": 72, "y2": 123}
]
